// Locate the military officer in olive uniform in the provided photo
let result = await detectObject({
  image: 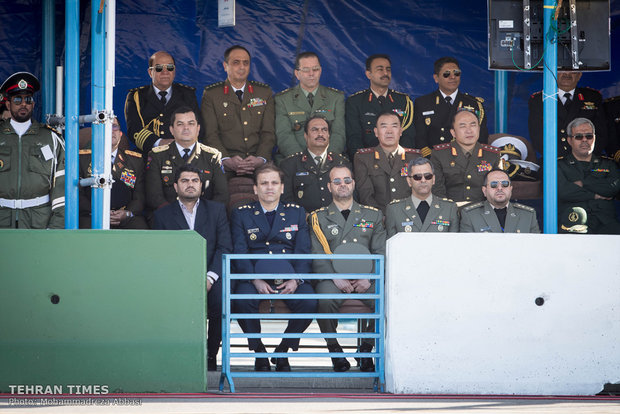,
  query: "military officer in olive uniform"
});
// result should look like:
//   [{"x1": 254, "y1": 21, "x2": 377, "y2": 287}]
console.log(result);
[
  {"x1": 558, "y1": 118, "x2": 620, "y2": 234},
  {"x1": 79, "y1": 117, "x2": 148, "y2": 229},
  {"x1": 309, "y1": 164, "x2": 385, "y2": 372},
  {"x1": 529, "y1": 72, "x2": 609, "y2": 159},
  {"x1": 146, "y1": 107, "x2": 227, "y2": 214},
  {"x1": 413, "y1": 57, "x2": 487, "y2": 158},
  {"x1": 124, "y1": 51, "x2": 203, "y2": 156},
  {"x1": 281, "y1": 115, "x2": 350, "y2": 212},
  {"x1": 431, "y1": 108, "x2": 502, "y2": 204},
  {"x1": 0, "y1": 72, "x2": 65, "y2": 229},
  {"x1": 201, "y1": 45, "x2": 275, "y2": 177},
  {"x1": 345, "y1": 54, "x2": 414, "y2": 160},
  {"x1": 386, "y1": 157, "x2": 458, "y2": 237},
  {"x1": 460, "y1": 169, "x2": 540, "y2": 233},
  {"x1": 275, "y1": 52, "x2": 345, "y2": 161},
  {"x1": 354, "y1": 111, "x2": 421, "y2": 212}
]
